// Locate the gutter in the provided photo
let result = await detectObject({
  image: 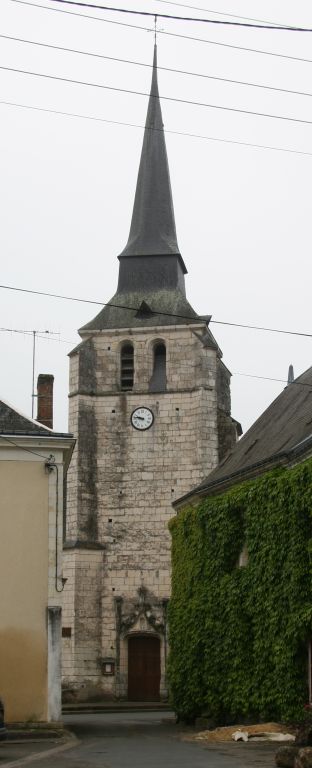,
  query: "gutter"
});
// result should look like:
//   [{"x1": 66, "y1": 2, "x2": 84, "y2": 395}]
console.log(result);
[
  {"x1": 0, "y1": 430, "x2": 74, "y2": 439},
  {"x1": 0, "y1": 432, "x2": 76, "y2": 472}
]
